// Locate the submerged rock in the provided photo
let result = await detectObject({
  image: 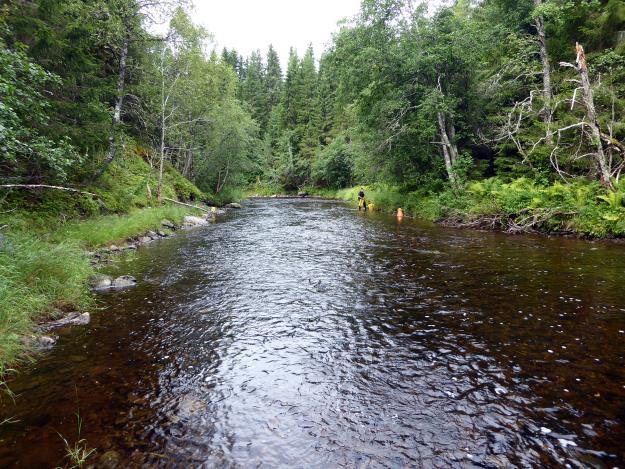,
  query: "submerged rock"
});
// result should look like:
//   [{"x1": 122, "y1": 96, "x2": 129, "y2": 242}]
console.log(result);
[
  {"x1": 183, "y1": 215, "x2": 208, "y2": 227},
  {"x1": 225, "y1": 202, "x2": 242, "y2": 209},
  {"x1": 39, "y1": 312, "x2": 91, "y2": 332},
  {"x1": 111, "y1": 275, "x2": 137, "y2": 289},
  {"x1": 97, "y1": 450, "x2": 122, "y2": 469},
  {"x1": 90, "y1": 274, "x2": 113, "y2": 290},
  {"x1": 23, "y1": 335, "x2": 58, "y2": 349}
]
